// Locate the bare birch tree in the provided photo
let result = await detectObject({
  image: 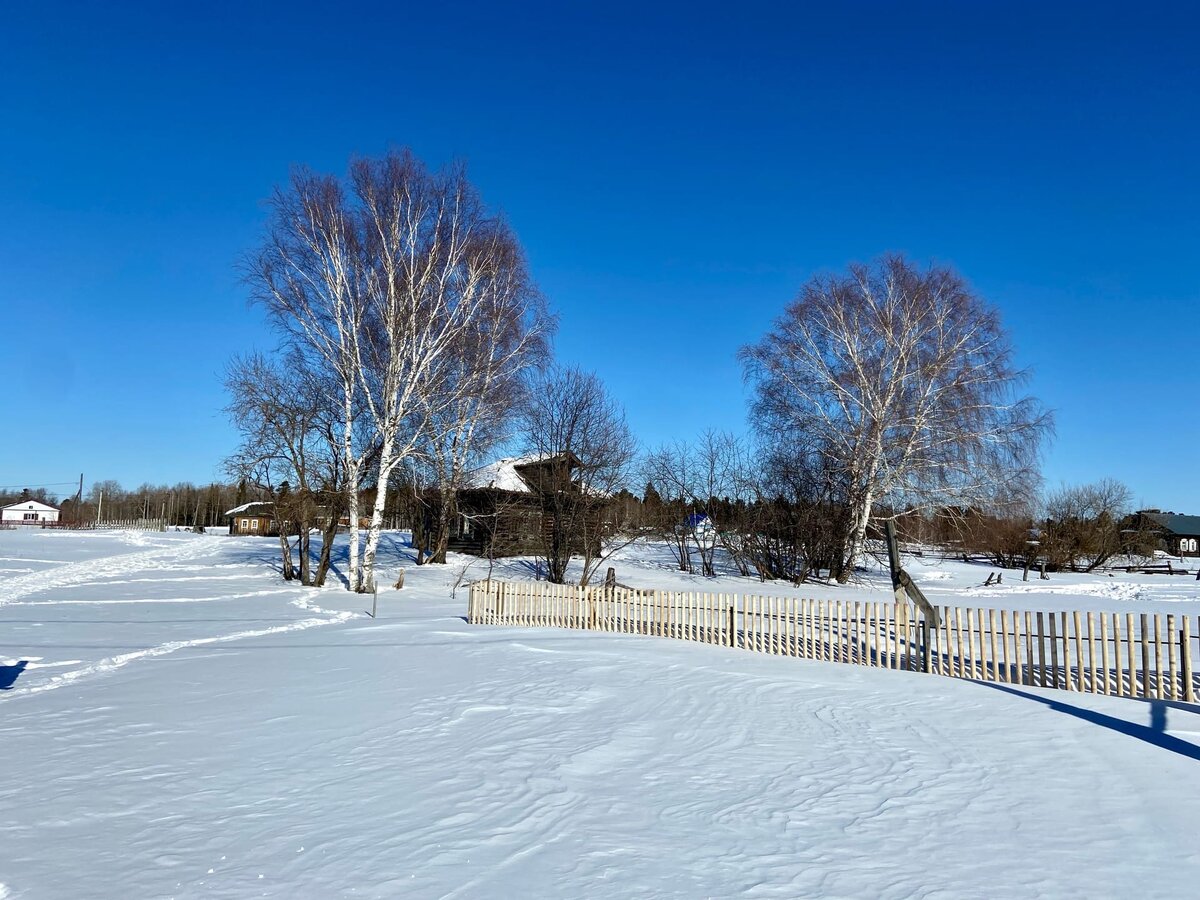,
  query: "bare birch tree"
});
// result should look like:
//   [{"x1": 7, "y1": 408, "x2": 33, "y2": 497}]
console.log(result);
[
  {"x1": 410, "y1": 232, "x2": 553, "y2": 565},
  {"x1": 246, "y1": 150, "x2": 550, "y2": 593},
  {"x1": 349, "y1": 152, "x2": 551, "y2": 591},
  {"x1": 741, "y1": 255, "x2": 1051, "y2": 582},
  {"x1": 245, "y1": 170, "x2": 374, "y2": 590}
]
